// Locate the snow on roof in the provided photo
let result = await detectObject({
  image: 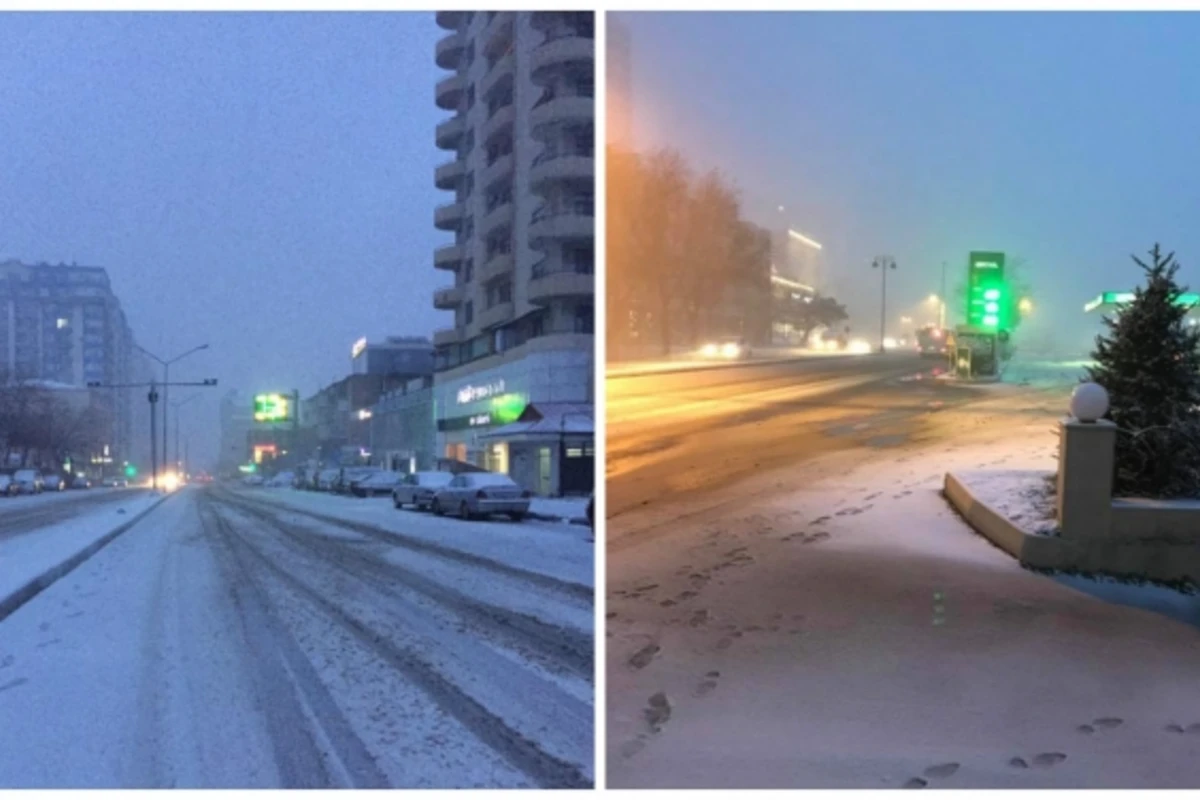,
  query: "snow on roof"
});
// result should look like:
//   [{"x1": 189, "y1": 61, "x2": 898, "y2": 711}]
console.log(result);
[{"x1": 481, "y1": 402, "x2": 594, "y2": 439}]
